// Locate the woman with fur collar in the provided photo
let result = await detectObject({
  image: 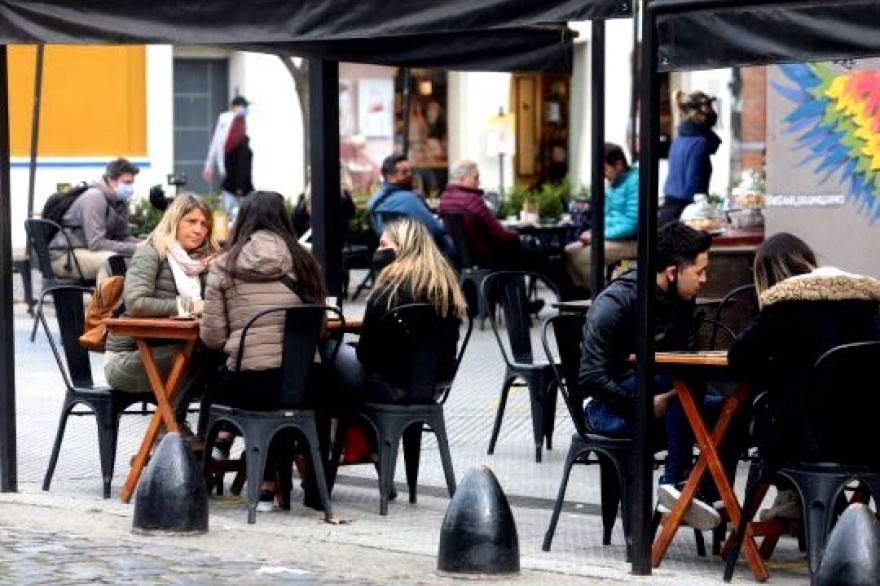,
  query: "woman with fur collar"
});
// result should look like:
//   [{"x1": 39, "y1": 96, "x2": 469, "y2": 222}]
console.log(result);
[{"x1": 729, "y1": 232, "x2": 880, "y2": 465}]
